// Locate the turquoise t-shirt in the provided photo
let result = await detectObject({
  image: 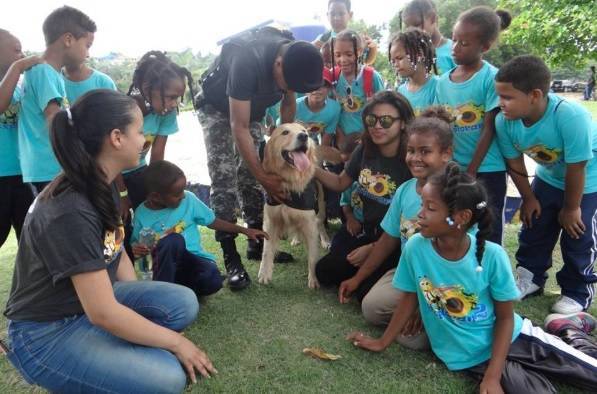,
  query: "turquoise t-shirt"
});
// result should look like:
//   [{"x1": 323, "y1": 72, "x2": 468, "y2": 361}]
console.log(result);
[
  {"x1": 340, "y1": 181, "x2": 364, "y2": 223},
  {"x1": 295, "y1": 95, "x2": 341, "y2": 140},
  {"x1": 0, "y1": 84, "x2": 22, "y2": 176},
  {"x1": 132, "y1": 190, "x2": 216, "y2": 261},
  {"x1": 64, "y1": 69, "x2": 117, "y2": 103},
  {"x1": 18, "y1": 63, "x2": 67, "y2": 182},
  {"x1": 336, "y1": 67, "x2": 385, "y2": 135},
  {"x1": 125, "y1": 110, "x2": 179, "y2": 174},
  {"x1": 435, "y1": 39, "x2": 456, "y2": 76},
  {"x1": 263, "y1": 101, "x2": 281, "y2": 129},
  {"x1": 393, "y1": 233, "x2": 523, "y2": 371},
  {"x1": 435, "y1": 61, "x2": 505, "y2": 172},
  {"x1": 397, "y1": 76, "x2": 438, "y2": 115},
  {"x1": 496, "y1": 94, "x2": 597, "y2": 194},
  {"x1": 380, "y1": 178, "x2": 421, "y2": 246}
]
